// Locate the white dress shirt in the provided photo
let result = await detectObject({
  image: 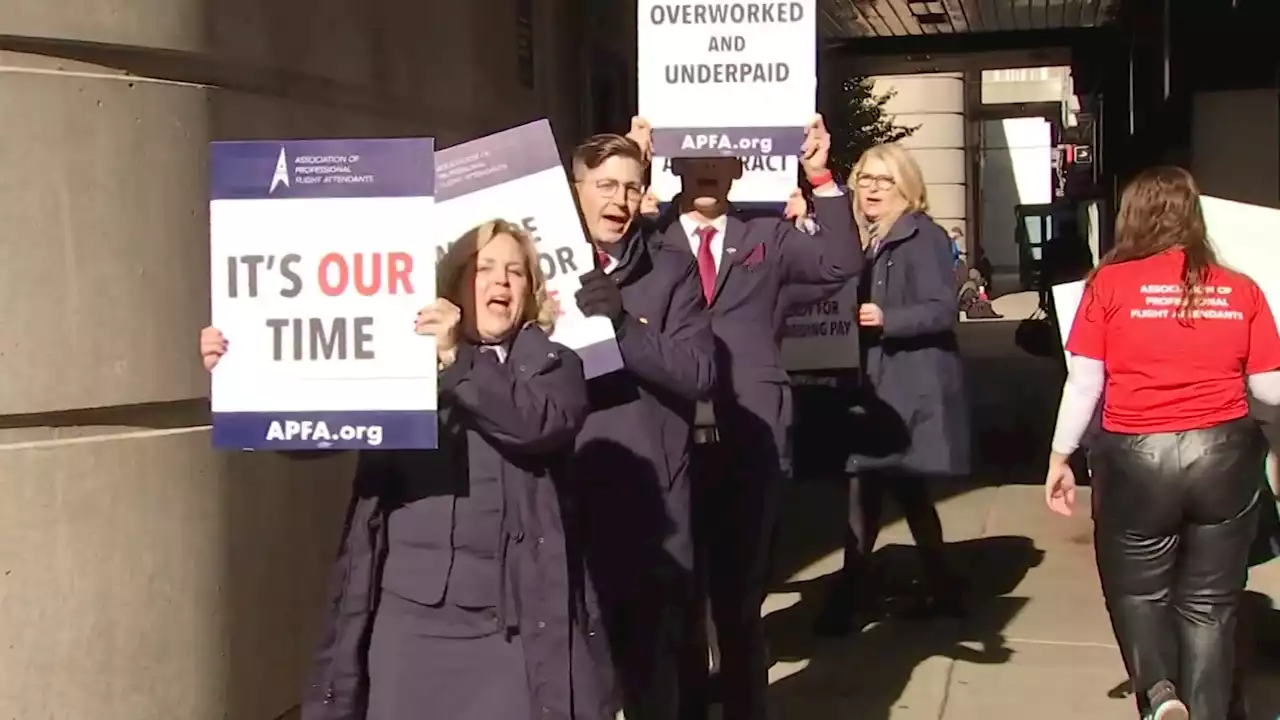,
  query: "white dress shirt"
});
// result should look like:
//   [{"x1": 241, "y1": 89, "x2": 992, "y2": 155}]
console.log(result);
[
  {"x1": 678, "y1": 185, "x2": 842, "y2": 428},
  {"x1": 678, "y1": 213, "x2": 729, "y2": 272}
]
